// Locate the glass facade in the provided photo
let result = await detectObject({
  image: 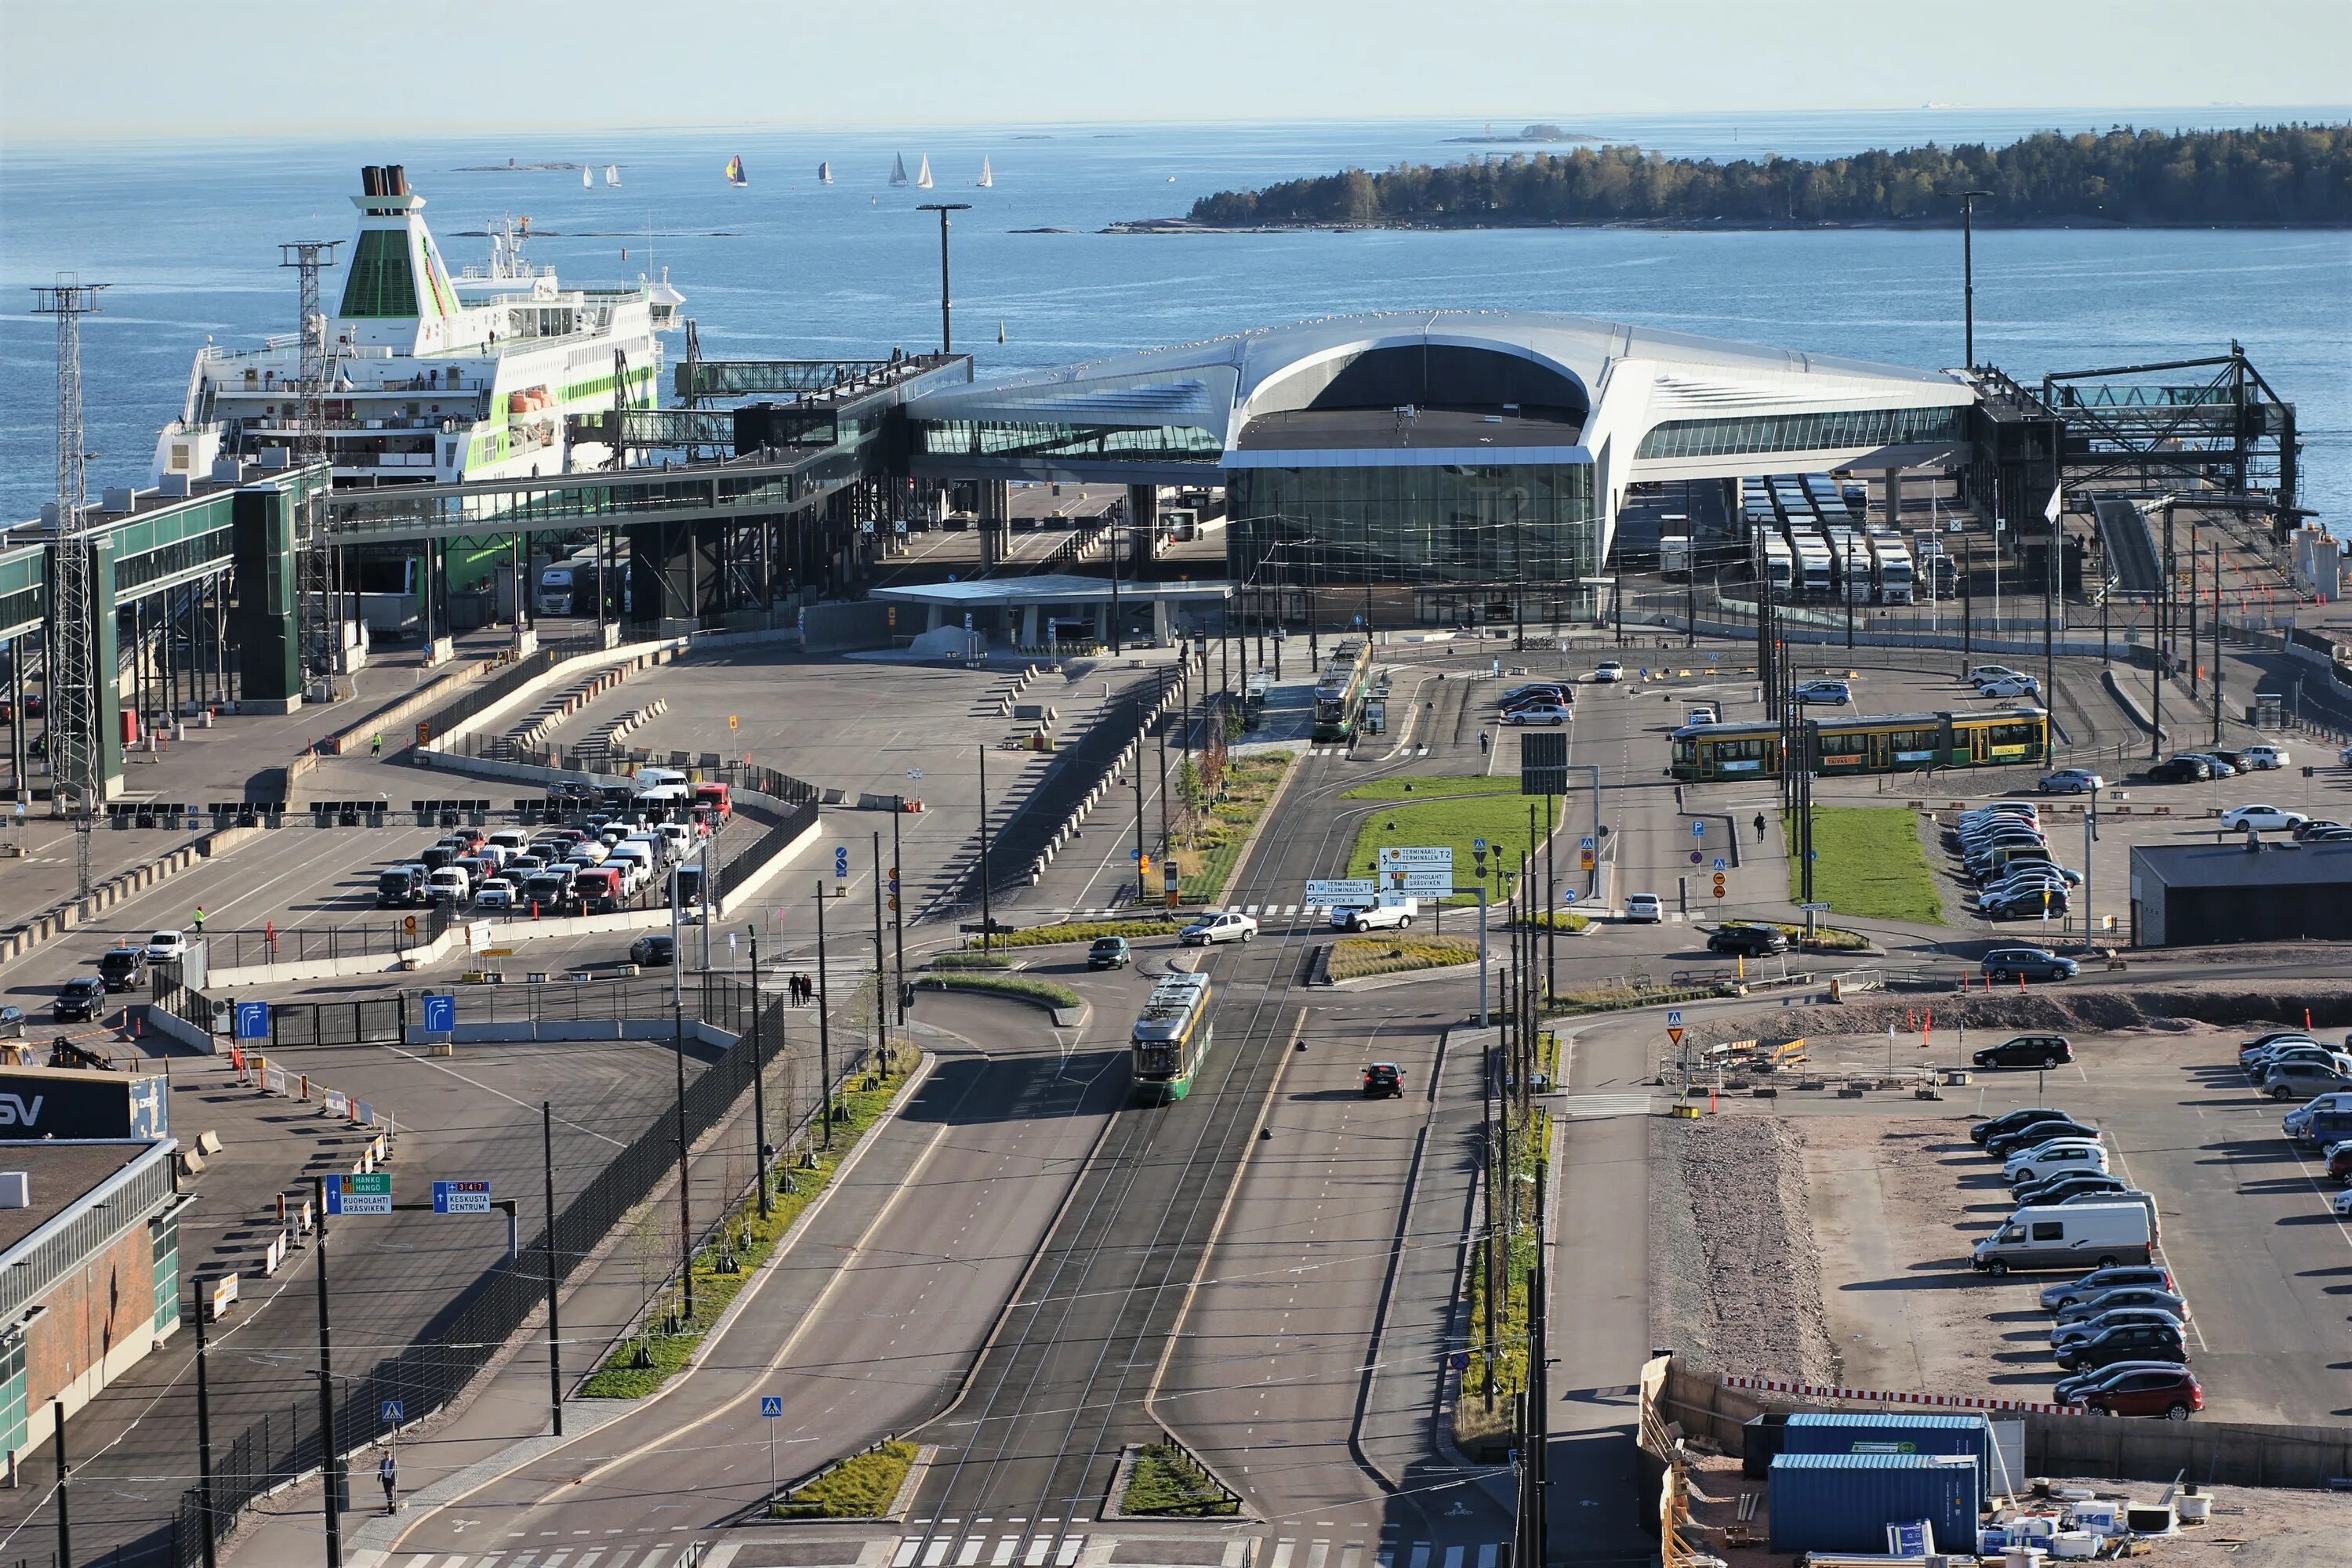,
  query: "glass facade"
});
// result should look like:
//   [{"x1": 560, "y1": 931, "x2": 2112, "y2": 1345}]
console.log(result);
[
  {"x1": 151, "y1": 1212, "x2": 180, "y2": 1336},
  {"x1": 1635, "y1": 405, "x2": 1968, "y2": 461},
  {"x1": 1226, "y1": 462, "x2": 1599, "y2": 585},
  {"x1": 915, "y1": 419, "x2": 1224, "y2": 464}
]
